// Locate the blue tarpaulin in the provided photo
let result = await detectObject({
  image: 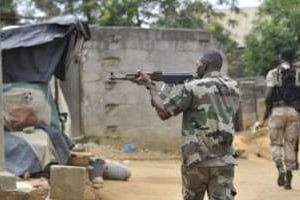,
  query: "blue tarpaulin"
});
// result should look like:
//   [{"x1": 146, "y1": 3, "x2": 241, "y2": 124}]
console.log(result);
[
  {"x1": 1, "y1": 15, "x2": 90, "y2": 83},
  {"x1": 1, "y1": 15, "x2": 90, "y2": 176}
]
